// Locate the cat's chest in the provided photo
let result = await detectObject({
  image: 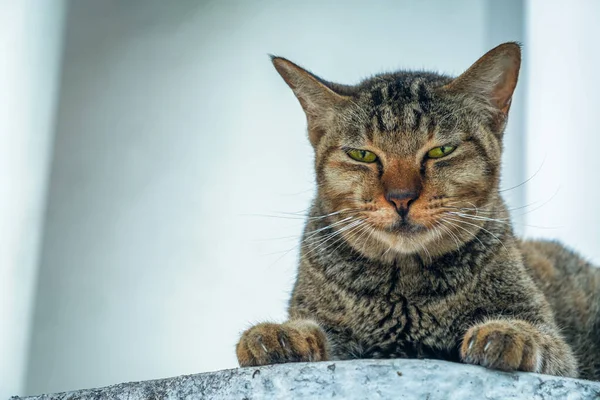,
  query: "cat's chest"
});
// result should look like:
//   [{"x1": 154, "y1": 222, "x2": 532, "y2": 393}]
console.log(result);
[
  {"x1": 304, "y1": 251, "x2": 480, "y2": 360},
  {"x1": 324, "y1": 289, "x2": 465, "y2": 362}
]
